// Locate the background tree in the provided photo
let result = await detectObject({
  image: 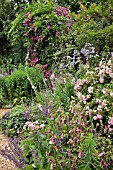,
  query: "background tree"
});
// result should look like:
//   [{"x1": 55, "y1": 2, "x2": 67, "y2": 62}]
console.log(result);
[{"x1": 0, "y1": 0, "x2": 15, "y2": 65}]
